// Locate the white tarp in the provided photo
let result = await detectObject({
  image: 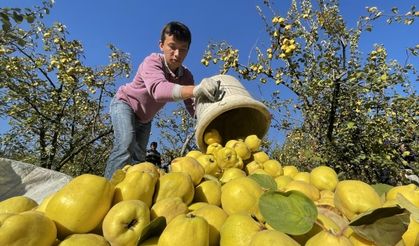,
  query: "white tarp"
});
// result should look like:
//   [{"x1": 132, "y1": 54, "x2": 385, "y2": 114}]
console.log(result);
[{"x1": 0, "y1": 158, "x2": 72, "y2": 203}]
